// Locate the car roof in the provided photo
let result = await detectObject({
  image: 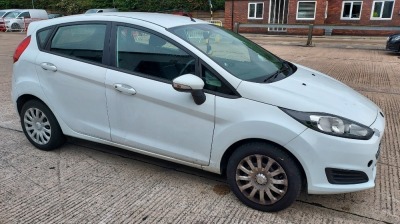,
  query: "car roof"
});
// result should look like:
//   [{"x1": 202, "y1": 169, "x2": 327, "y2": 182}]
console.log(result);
[
  {"x1": 31, "y1": 12, "x2": 208, "y2": 30},
  {"x1": 0, "y1": 9, "x2": 18, "y2": 12},
  {"x1": 86, "y1": 8, "x2": 118, "y2": 11}
]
